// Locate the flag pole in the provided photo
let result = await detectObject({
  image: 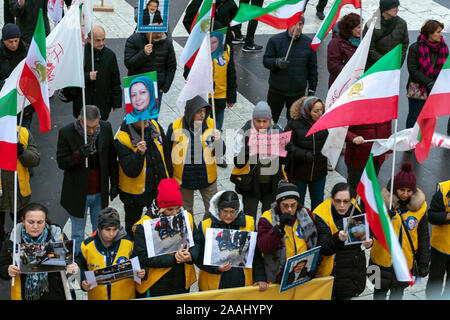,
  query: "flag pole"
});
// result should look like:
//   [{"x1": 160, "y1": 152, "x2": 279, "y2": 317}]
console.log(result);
[
  {"x1": 284, "y1": 22, "x2": 299, "y2": 61},
  {"x1": 389, "y1": 119, "x2": 398, "y2": 210},
  {"x1": 81, "y1": 88, "x2": 88, "y2": 168},
  {"x1": 60, "y1": 271, "x2": 73, "y2": 300},
  {"x1": 344, "y1": 195, "x2": 361, "y2": 233}
]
